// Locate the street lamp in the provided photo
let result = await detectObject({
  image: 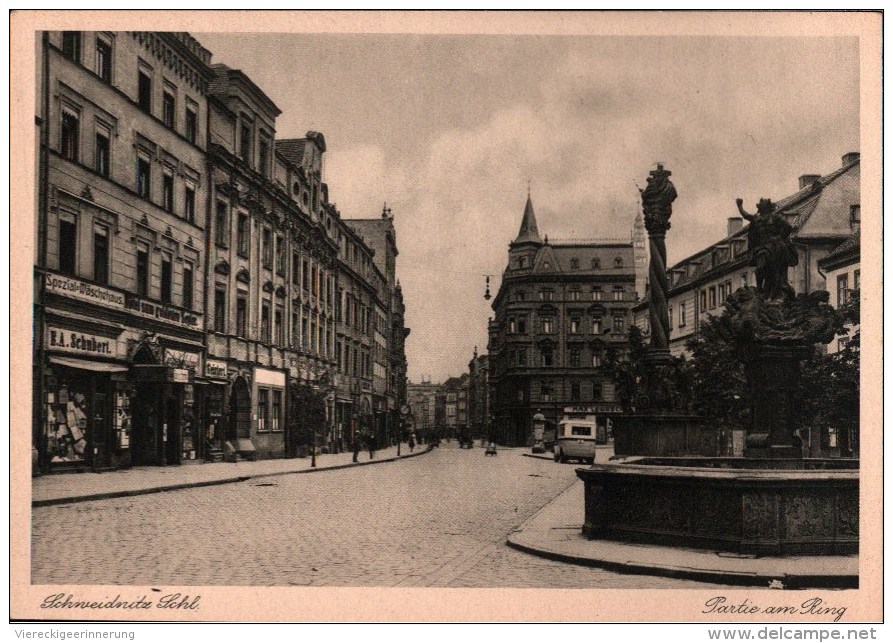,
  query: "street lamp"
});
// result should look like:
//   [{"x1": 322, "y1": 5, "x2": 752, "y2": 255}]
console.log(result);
[{"x1": 351, "y1": 378, "x2": 362, "y2": 463}]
